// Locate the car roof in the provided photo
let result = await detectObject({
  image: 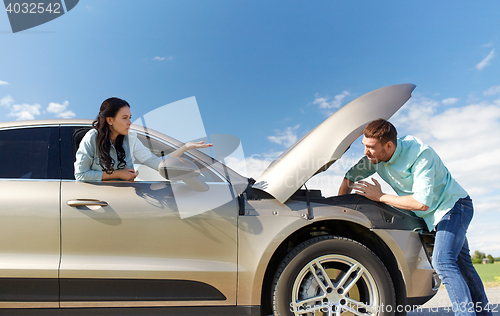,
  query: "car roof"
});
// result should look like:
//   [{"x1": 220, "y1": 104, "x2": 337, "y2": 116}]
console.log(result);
[{"x1": 0, "y1": 119, "x2": 94, "y2": 129}]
